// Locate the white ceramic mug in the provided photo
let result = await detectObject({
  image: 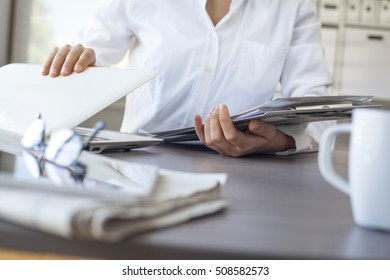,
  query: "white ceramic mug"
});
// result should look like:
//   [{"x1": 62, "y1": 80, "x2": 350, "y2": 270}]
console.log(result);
[{"x1": 318, "y1": 108, "x2": 390, "y2": 231}]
